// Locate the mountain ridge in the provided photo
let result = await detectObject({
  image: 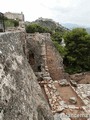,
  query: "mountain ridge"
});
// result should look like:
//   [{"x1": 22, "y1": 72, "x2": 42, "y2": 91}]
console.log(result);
[
  {"x1": 25, "y1": 17, "x2": 69, "y2": 32},
  {"x1": 62, "y1": 23, "x2": 90, "y2": 33}
]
